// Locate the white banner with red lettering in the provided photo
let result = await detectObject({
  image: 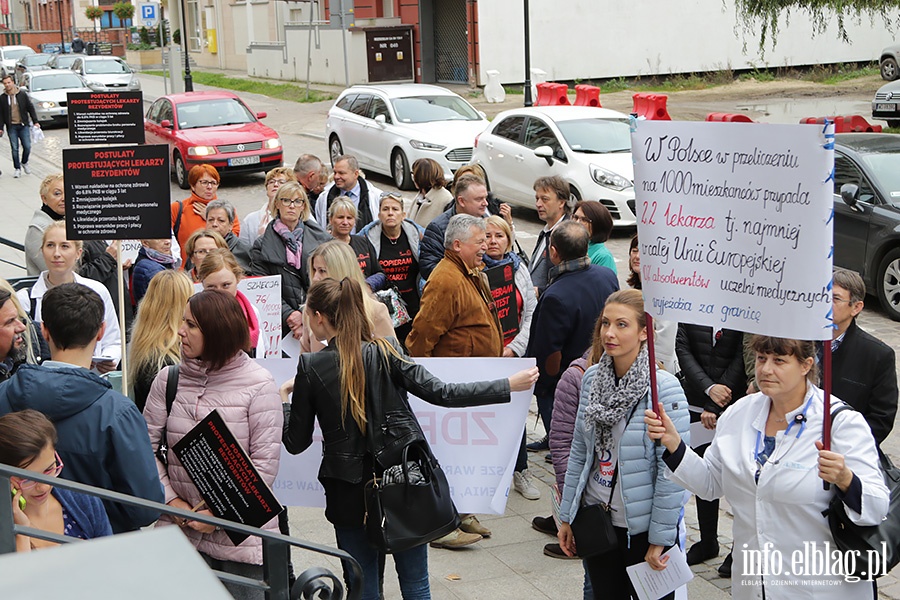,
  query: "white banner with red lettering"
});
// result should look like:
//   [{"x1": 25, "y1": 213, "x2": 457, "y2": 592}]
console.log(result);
[{"x1": 261, "y1": 357, "x2": 534, "y2": 514}]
